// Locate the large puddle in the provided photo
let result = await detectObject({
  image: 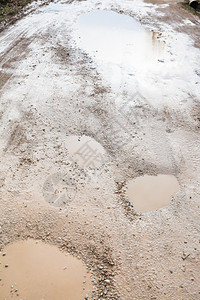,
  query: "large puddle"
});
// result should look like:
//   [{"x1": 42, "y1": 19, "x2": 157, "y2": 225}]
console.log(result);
[
  {"x1": 75, "y1": 10, "x2": 164, "y2": 64},
  {"x1": 127, "y1": 174, "x2": 179, "y2": 213},
  {"x1": 75, "y1": 10, "x2": 165, "y2": 90},
  {"x1": 74, "y1": 10, "x2": 199, "y2": 102},
  {"x1": 0, "y1": 240, "x2": 92, "y2": 299}
]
